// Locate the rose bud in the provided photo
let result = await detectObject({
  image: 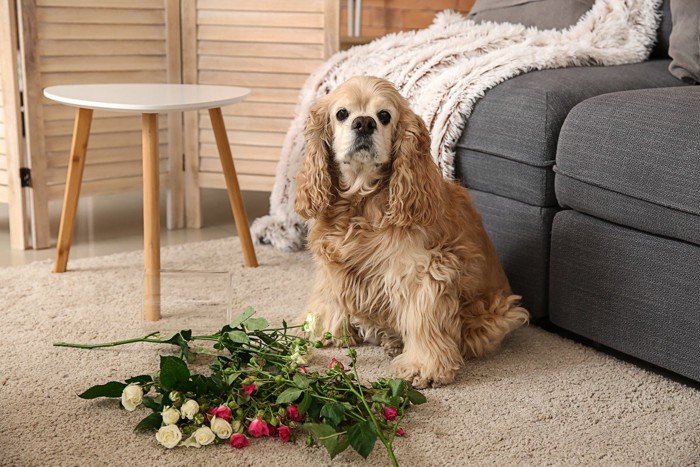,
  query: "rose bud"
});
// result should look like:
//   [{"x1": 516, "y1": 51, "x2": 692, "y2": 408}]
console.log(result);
[
  {"x1": 383, "y1": 407, "x2": 398, "y2": 422},
  {"x1": 267, "y1": 423, "x2": 277, "y2": 437},
  {"x1": 277, "y1": 425, "x2": 292, "y2": 442},
  {"x1": 287, "y1": 405, "x2": 303, "y2": 422},
  {"x1": 180, "y1": 399, "x2": 199, "y2": 420},
  {"x1": 169, "y1": 390, "x2": 181, "y2": 403},
  {"x1": 242, "y1": 382, "x2": 256, "y2": 395},
  {"x1": 207, "y1": 405, "x2": 232, "y2": 422},
  {"x1": 161, "y1": 406, "x2": 181, "y2": 425},
  {"x1": 248, "y1": 417, "x2": 270, "y2": 438},
  {"x1": 121, "y1": 384, "x2": 144, "y2": 412},
  {"x1": 397, "y1": 427, "x2": 406, "y2": 437},
  {"x1": 230, "y1": 433, "x2": 250, "y2": 449},
  {"x1": 328, "y1": 358, "x2": 344, "y2": 371}
]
